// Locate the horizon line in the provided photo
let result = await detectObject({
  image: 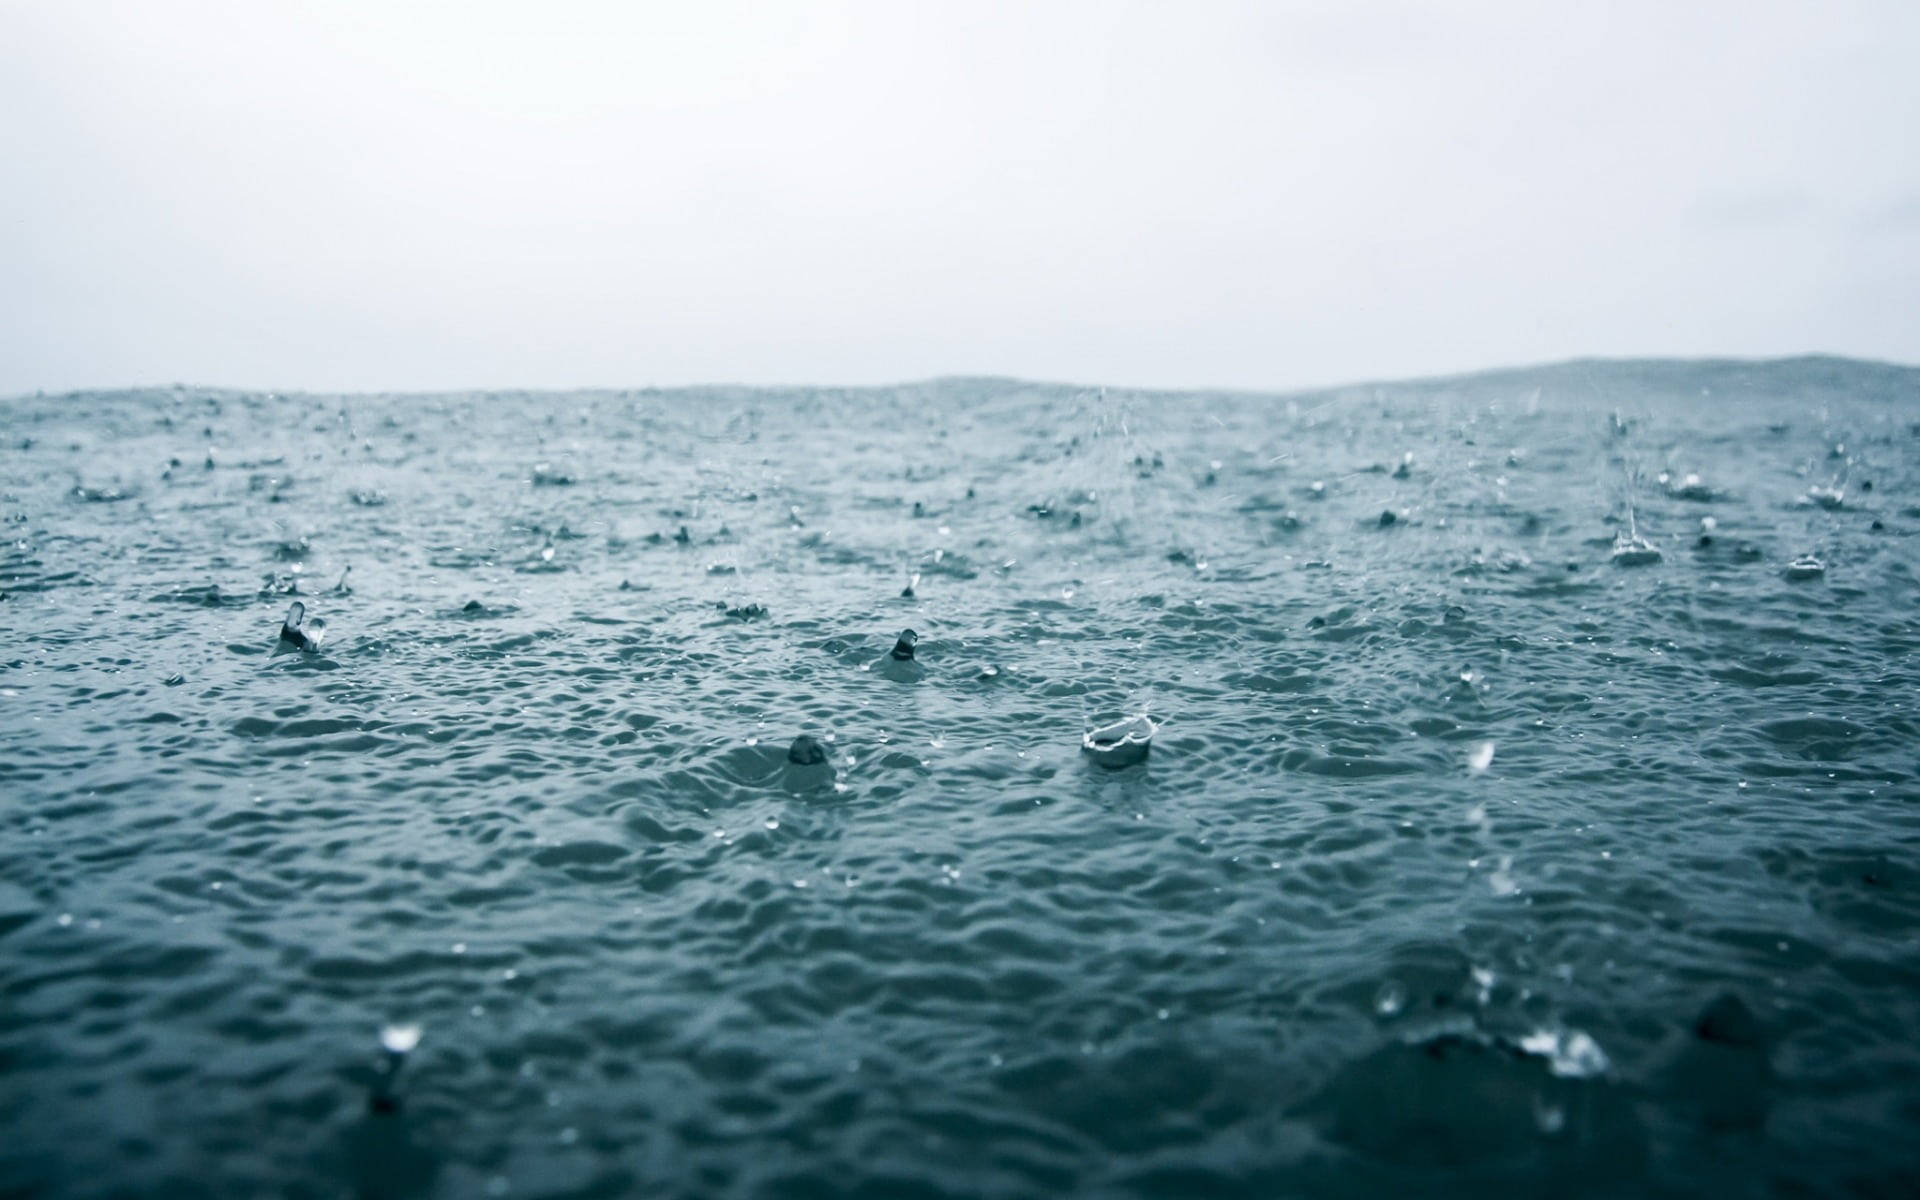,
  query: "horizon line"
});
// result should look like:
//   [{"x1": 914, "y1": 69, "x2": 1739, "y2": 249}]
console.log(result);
[{"x1": 9, "y1": 350, "x2": 1918, "y2": 406}]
